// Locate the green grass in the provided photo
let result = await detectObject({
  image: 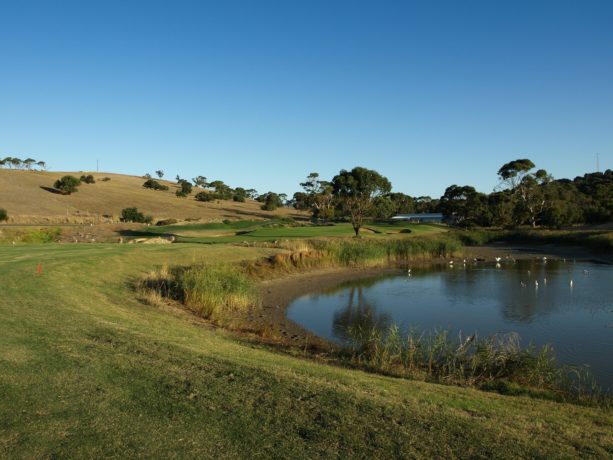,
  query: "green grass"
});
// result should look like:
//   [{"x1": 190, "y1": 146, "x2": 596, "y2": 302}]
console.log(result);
[
  {"x1": 143, "y1": 220, "x2": 448, "y2": 244},
  {"x1": 1, "y1": 243, "x2": 612, "y2": 457}
]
